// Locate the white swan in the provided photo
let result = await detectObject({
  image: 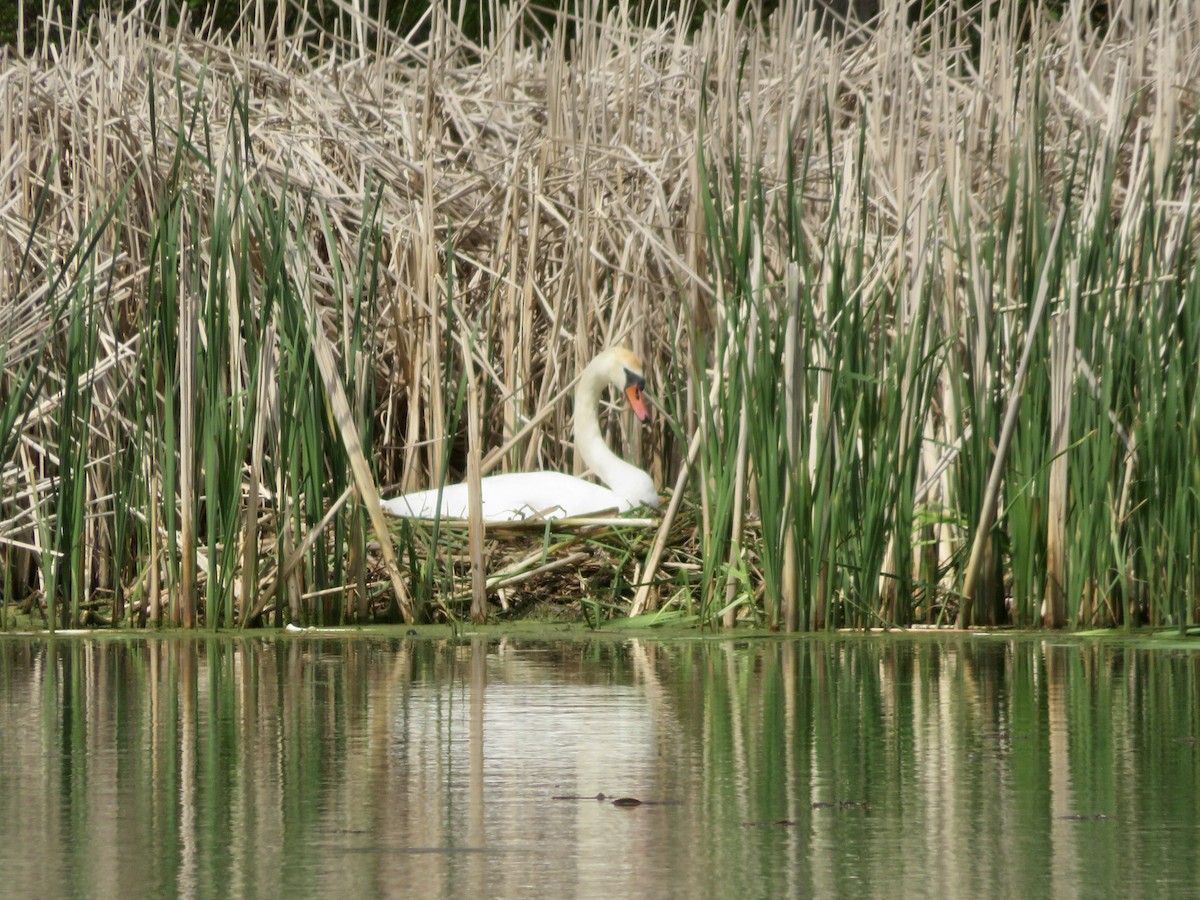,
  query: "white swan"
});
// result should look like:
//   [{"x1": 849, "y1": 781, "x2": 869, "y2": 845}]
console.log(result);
[{"x1": 382, "y1": 347, "x2": 659, "y2": 522}]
